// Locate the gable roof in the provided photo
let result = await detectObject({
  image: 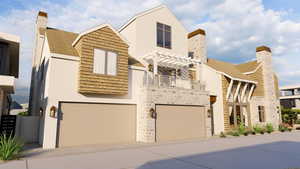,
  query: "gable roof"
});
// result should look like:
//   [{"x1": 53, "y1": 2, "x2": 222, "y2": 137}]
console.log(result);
[
  {"x1": 44, "y1": 27, "x2": 144, "y2": 67},
  {"x1": 46, "y1": 28, "x2": 79, "y2": 56},
  {"x1": 119, "y1": 4, "x2": 166, "y2": 32},
  {"x1": 207, "y1": 59, "x2": 257, "y2": 84},
  {"x1": 235, "y1": 60, "x2": 260, "y2": 73},
  {"x1": 72, "y1": 24, "x2": 129, "y2": 47}
]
